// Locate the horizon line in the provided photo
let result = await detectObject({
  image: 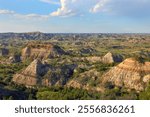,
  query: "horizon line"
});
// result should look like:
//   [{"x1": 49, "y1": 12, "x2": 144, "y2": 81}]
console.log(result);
[{"x1": 0, "y1": 31, "x2": 150, "y2": 34}]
